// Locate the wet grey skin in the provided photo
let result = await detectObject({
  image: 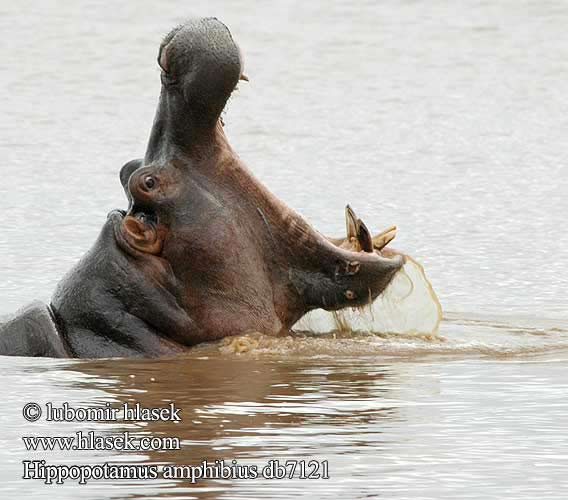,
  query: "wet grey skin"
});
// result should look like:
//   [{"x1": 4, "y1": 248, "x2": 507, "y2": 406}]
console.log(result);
[{"x1": 0, "y1": 18, "x2": 404, "y2": 358}]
